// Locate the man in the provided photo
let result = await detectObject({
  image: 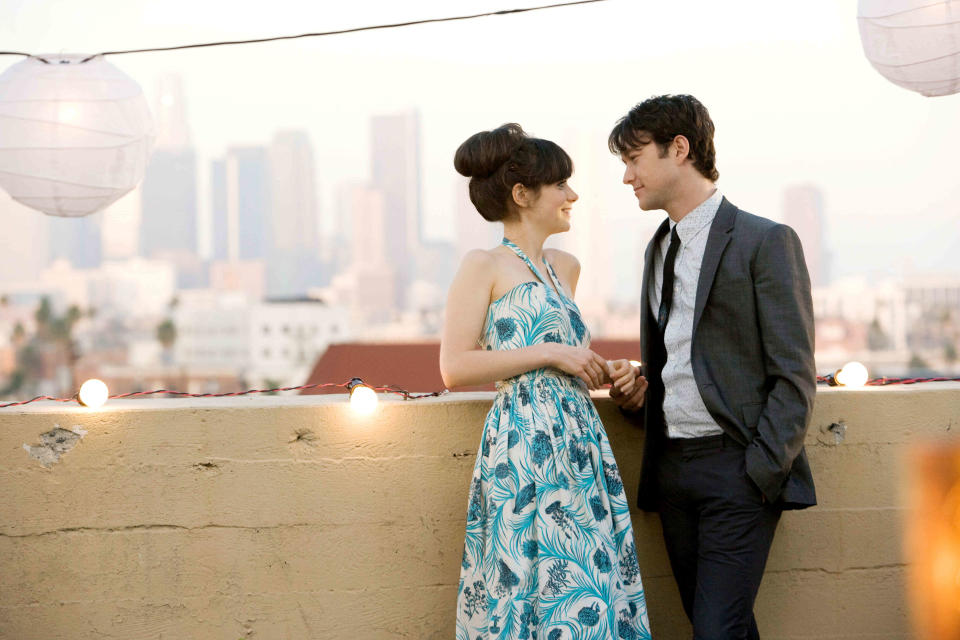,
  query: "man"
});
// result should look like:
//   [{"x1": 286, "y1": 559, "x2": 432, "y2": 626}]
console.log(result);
[{"x1": 608, "y1": 95, "x2": 817, "y2": 639}]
